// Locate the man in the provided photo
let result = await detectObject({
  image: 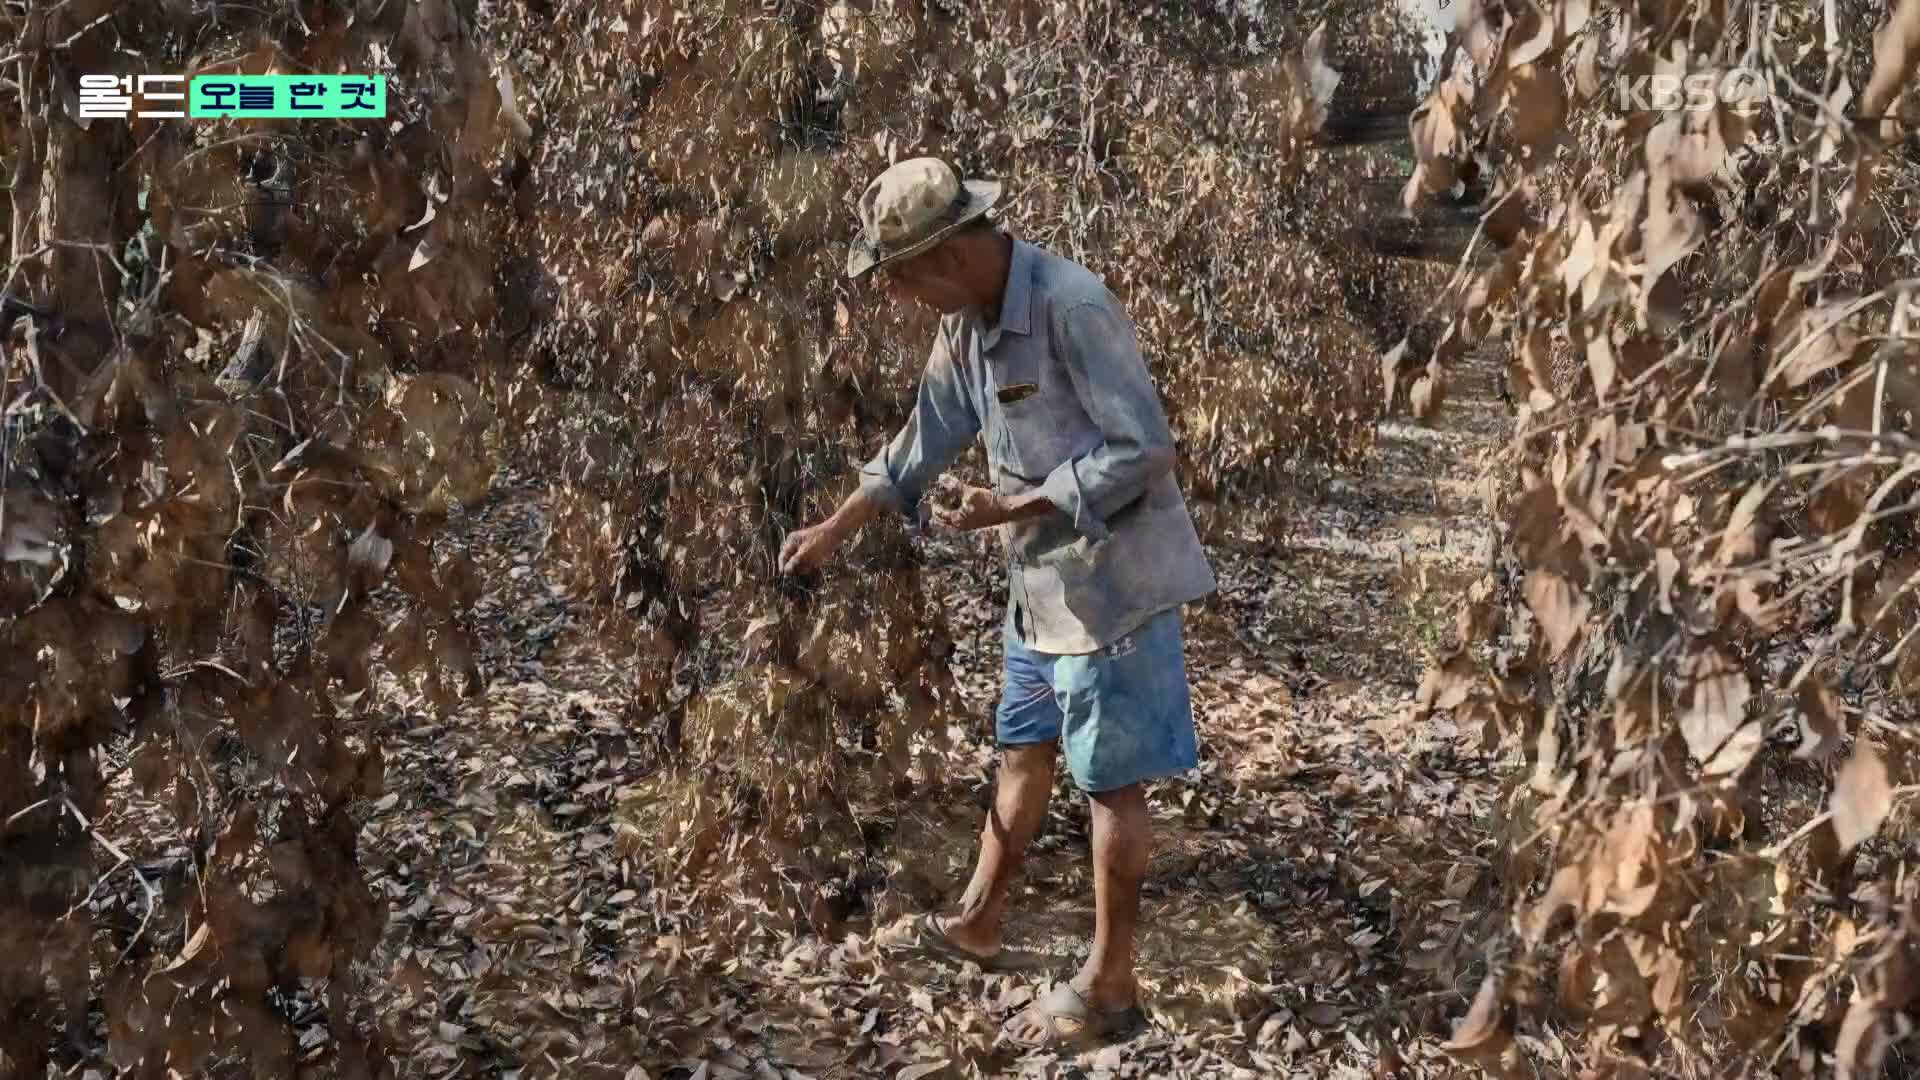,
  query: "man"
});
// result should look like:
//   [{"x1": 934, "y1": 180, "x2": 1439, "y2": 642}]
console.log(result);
[{"x1": 778, "y1": 157, "x2": 1217, "y2": 1048}]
